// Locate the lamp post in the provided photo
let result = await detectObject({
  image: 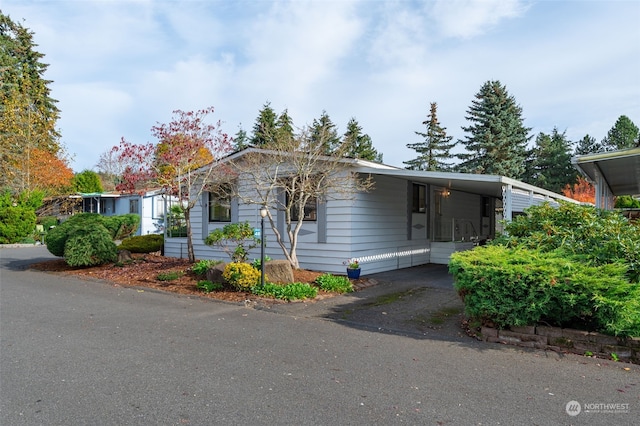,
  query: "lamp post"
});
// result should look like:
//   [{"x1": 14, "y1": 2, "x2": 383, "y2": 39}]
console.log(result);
[{"x1": 259, "y1": 205, "x2": 268, "y2": 287}]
